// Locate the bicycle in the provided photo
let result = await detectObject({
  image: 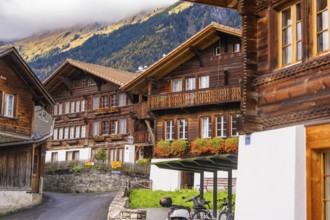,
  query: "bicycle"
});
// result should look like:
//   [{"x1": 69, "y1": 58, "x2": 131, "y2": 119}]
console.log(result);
[
  {"x1": 184, "y1": 195, "x2": 214, "y2": 220},
  {"x1": 217, "y1": 198, "x2": 235, "y2": 220}
]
